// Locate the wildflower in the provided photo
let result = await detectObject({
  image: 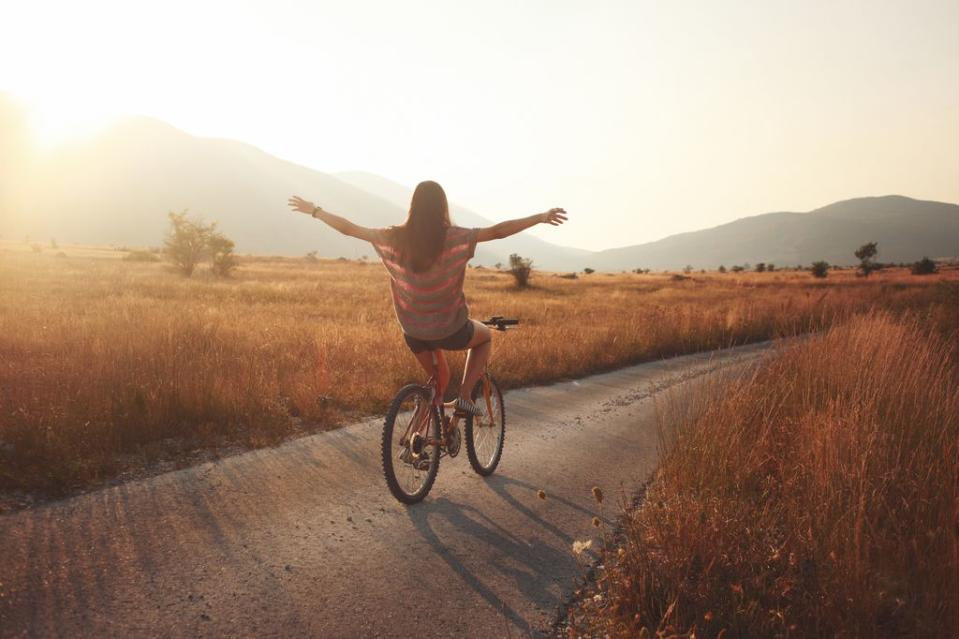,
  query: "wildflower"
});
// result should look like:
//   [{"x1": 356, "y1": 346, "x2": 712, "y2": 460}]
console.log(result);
[
  {"x1": 572, "y1": 539, "x2": 593, "y2": 555},
  {"x1": 537, "y1": 489, "x2": 546, "y2": 500},
  {"x1": 591, "y1": 486, "x2": 604, "y2": 503}
]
